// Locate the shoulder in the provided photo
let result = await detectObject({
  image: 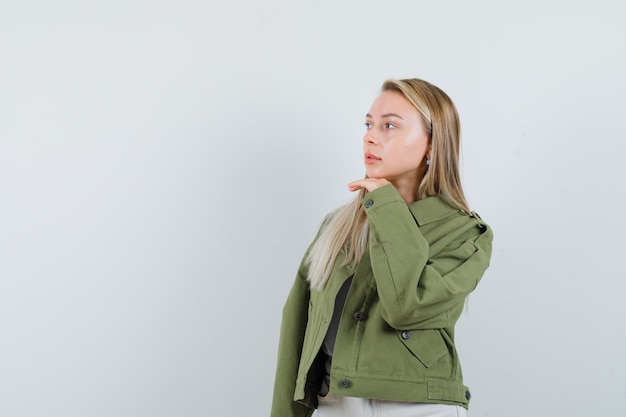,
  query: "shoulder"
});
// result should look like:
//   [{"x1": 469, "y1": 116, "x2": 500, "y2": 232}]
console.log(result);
[{"x1": 411, "y1": 196, "x2": 492, "y2": 251}]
